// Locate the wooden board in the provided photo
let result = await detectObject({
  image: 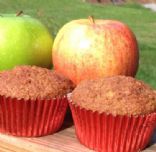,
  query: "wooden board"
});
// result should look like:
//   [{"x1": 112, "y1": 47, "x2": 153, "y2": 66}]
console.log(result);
[{"x1": 0, "y1": 114, "x2": 155, "y2": 152}]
